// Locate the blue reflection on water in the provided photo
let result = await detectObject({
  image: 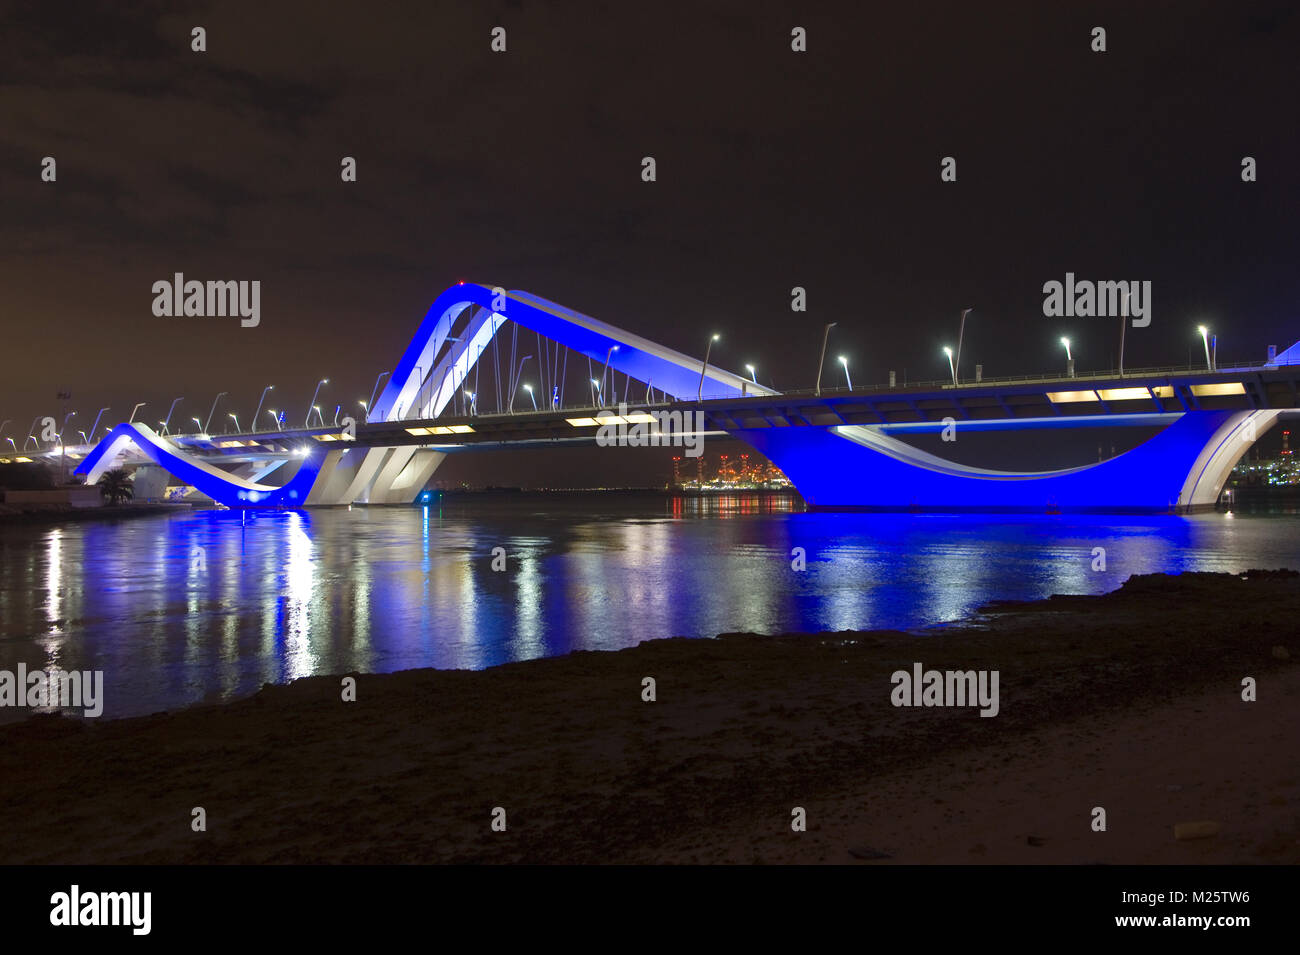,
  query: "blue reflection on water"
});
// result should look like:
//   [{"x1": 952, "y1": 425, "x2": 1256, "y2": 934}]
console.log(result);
[{"x1": 1, "y1": 494, "x2": 1297, "y2": 720}]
